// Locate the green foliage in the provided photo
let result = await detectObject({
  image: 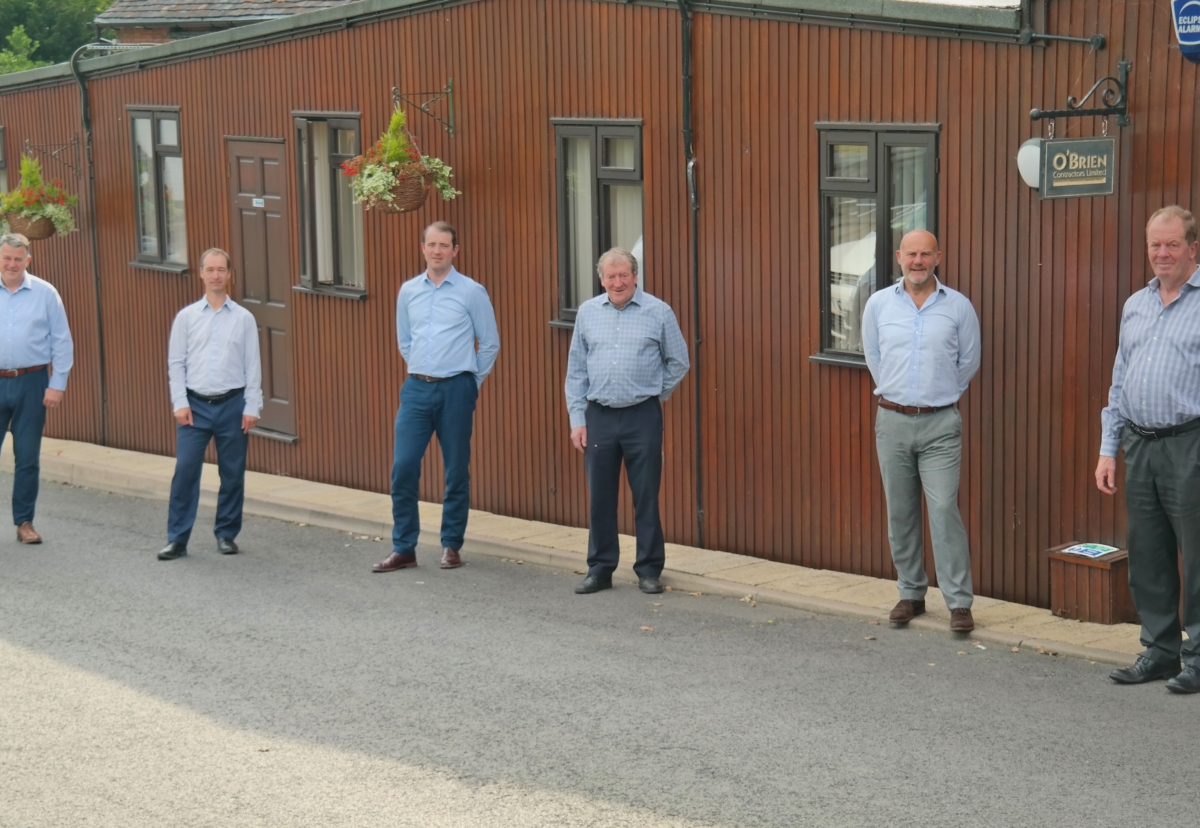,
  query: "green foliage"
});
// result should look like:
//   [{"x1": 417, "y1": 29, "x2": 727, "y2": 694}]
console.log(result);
[
  {"x1": 380, "y1": 108, "x2": 413, "y2": 164},
  {"x1": 1, "y1": 154, "x2": 79, "y2": 234},
  {"x1": 0, "y1": 0, "x2": 114, "y2": 67},
  {"x1": 0, "y1": 25, "x2": 49, "y2": 74},
  {"x1": 420, "y1": 156, "x2": 461, "y2": 201}
]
